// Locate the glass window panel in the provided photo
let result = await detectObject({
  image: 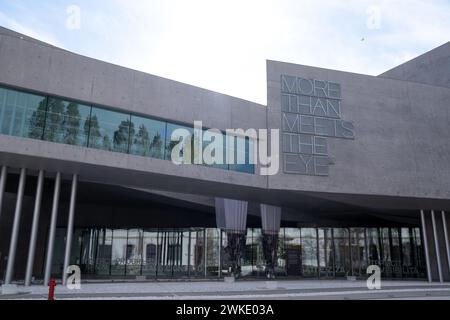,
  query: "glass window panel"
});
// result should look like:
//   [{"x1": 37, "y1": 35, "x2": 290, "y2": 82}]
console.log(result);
[
  {"x1": 205, "y1": 229, "x2": 220, "y2": 277},
  {"x1": 390, "y1": 228, "x2": 402, "y2": 277},
  {"x1": 79, "y1": 229, "x2": 100, "y2": 275},
  {"x1": 301, "y1": 228, "x2": 318, "y2": 277},
  {"x1": 142, "y1": 230, "x2": 158, "y2": 277},
  {"x1": 380, "y1": 228, "x2": 392, "y2": 277},
  {"x1": 88, "y1": 107, "x2": 131, "y2": 153},
  {"x1": 283, "y1": 228, "x2": 301, "y2": 276},
  {"x1": 43, "y1": 97, "x2": 91, "y2": 146},
  {"x1": 367, "y1": 228, "x2": 380, "y2": 266},
  {"x1": 350, "y1": 228, "x2": 367, "y2": 277},
  {"x1": 202, "y1": 129, "x2": 228, "y2": 170},
  {"x1": 189, "y1": 229, "x2": 205, "y2": 277},
  {"x1": 110, "y1": 229, "x2": 127, "y2": 276},
  {"x1": 229, "y1": 136, "x2": 254, "y2": 173},
  {"x1": 165, "y1": 123, "x2": 194, "y2": 162},
  {"x1": 333, "y1": 228, "x2": 350, "y2": 277},
  {"x1": 126, "y1": 229, "x2": 143, "y2": 276},
  {"x1": 242, "y1": 229, "x2": 254, "y2": 277},
  {"x1": 251, "y1": 229, "x2": 265, "y2": 276},
  {"x1": 0, "y1": 87, "x2": 47, "y2": 139},
  {"x1": 95, "y1": 228, "x2": 112, "y2": 276},
  {"x1": 318, "y1": 228, "x2": 334, "y2": 277},
  {"x1": 129, "y1": 116, "x2": 166, "y2": 159}
]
